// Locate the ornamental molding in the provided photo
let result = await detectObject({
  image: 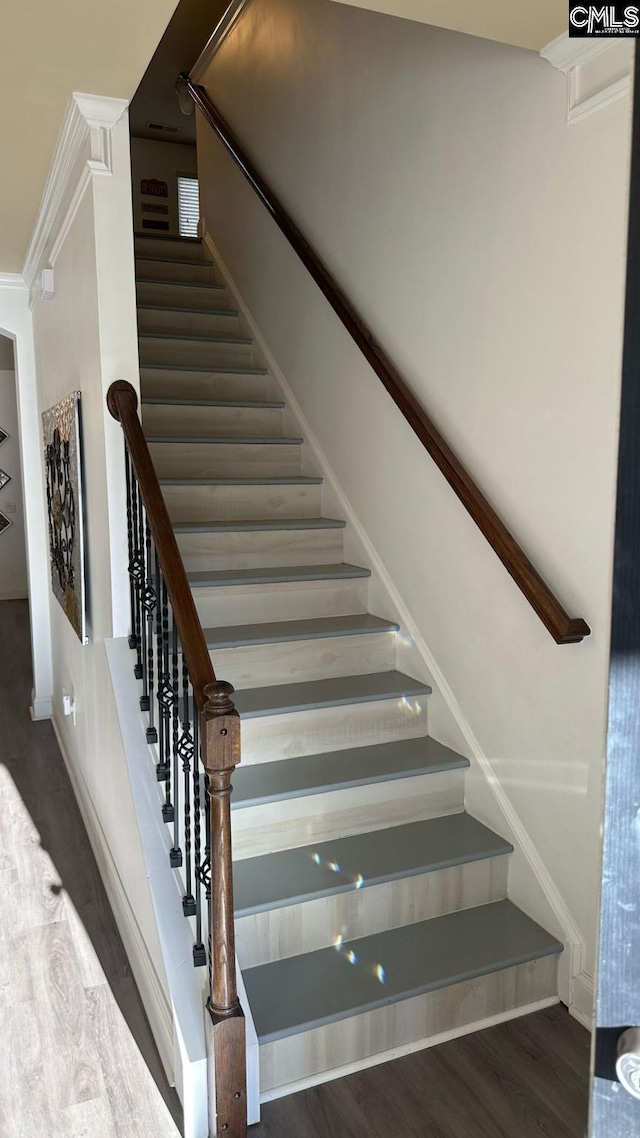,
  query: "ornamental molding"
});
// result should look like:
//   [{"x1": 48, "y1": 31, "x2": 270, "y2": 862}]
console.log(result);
[
  {"x1": 22, "y1": 92, "x2": 128, "y2": 307},
  {"x1": 541, "y1": 32, "x2": 633, "y2": 124}
]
